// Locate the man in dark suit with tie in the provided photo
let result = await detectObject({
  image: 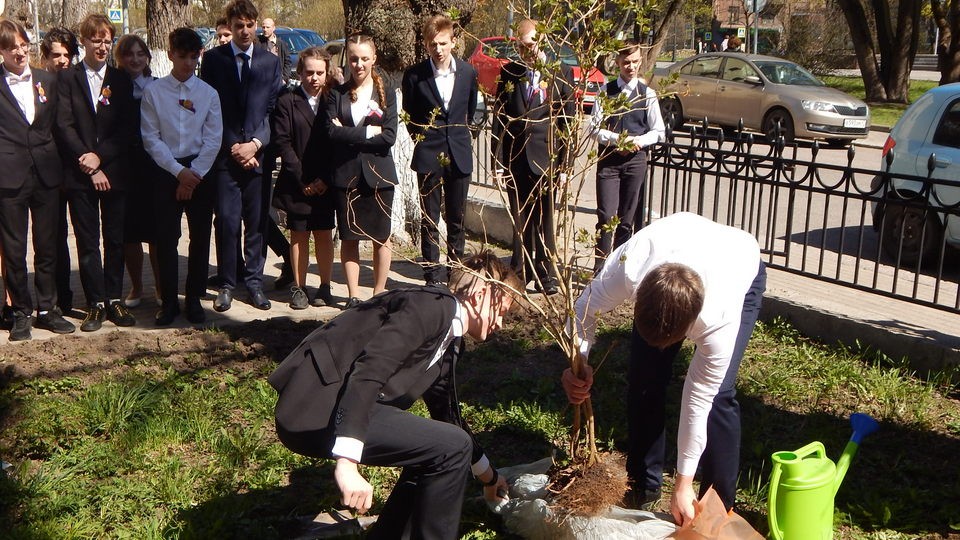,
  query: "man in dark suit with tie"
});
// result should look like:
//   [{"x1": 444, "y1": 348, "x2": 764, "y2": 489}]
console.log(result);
[
  {"x1": 269, "y1": 251, "x2": 520, "y2": 539},
  {"x1": 58, "y1": 13, "x2": 138, "y2": 332},
  {"x1": 492, "y1": 18, "x2": 575, "y2": 296},
  {"x1": 200, "y1": 0, "x2": 282, "y2": 313},
  {"x1": 402, "y1": 15, "x2": 479, "y2": 286},
  {"x1": 0, "y1": 20, "x2": 75, "y2": 340}
]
